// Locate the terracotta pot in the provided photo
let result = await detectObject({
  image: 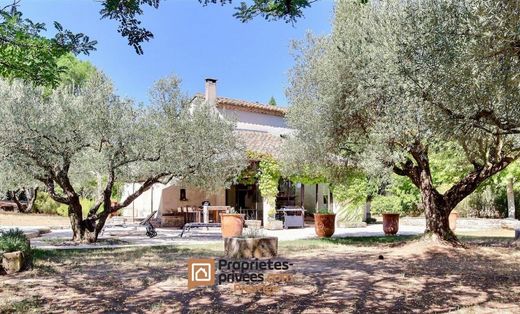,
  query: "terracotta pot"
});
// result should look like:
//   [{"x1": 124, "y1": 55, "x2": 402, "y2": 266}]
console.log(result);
[
  {"x1": 220, "y1": 214, "x2": 244, "y2": 238},
  {"x1": 449, "y1": 211, "x2": 459, "y2": 231},
  {"x1": 382, "y1": 213, "x2": 399, "y2": 235},
  {"x1": 314, "y1": 213, "x2": 336, "y2": 238}
]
